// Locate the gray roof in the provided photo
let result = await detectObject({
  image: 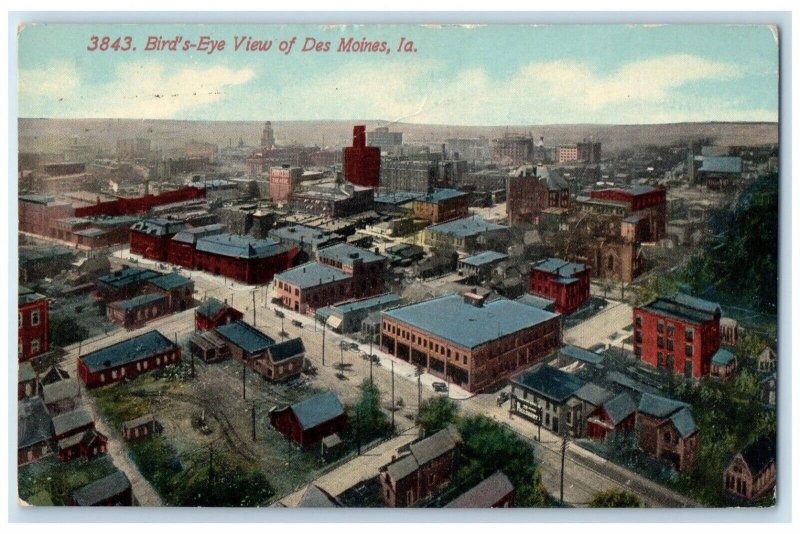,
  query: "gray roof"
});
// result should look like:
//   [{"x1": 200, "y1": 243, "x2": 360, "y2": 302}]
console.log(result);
[
  {"x1": 109, "y1": 293, "x2": 166, "y2": 311},
  {"x1": 216, "y1": 321, "x2": 275, "y2": 355},
  {"x1": 331, "y1": 293, "x2": 402, "y2": 315},
  {"x1": 385, "y1": 453, "x2": 420, "y2": 481},
  {"x1": 574, "y1": 383, "x2": 613, "y2": 406},
  {"x1": 409, "y1": 427, "x2": 459, "y2": 466},
  {"x1": 712, "y1": 348, "x2": 736, "y2": 366},
  {"x1": 122, "y1": 413, "x2": 156, "y2": 431},
  {"x1": 148, "y1": 272, "x2": 193, "y2": 291},
  {"x1": 603, "y1": 393, "x2": 636, "y2": 425},
  {"x1": 269, "y1": 225, "x2": 342, "y2": 247},
  {"x1": 18, "y1": 397, "x2": 52, "y2": 448},
  {"x1": 171, "y1": 223, "x2": 226, "y2": 244},
  {"x1": 670, "y1": 408, "x2": 698, "y2": 439},
  {"x1": 317, "y1": 243, "x2": 386, "y2": 266},
  {"x1": 606, "y1": 371, "x2": 660, "y2": 396},
  {"x1": 290, "y1": 391, "x2": 345, "y2": 430},
  {"x1": 275, "y1": 262, "x2": 352, "y2": 290},
  {"x1": 460, "y1": 251, "x2": 509, "y2": 267},
  {"x1": 512, "y1": 365, "x2": 585, "y2": 403},
  {"x1": 18, "y1": 287, "x2": 47, "y2": 306},
  {"x1": 71, "y1": 471, "x2": 131, "y2": 506},
  {"x1": 594, "y1": 185, "x2": 658, "y2": 196},
  {"x1": 297, "y1": 485, "x2": 341, "y2": 508},
  {"x1": 383, "y1": 294, "x2": 559, "y2": 350},
  {"x1": 738, "y1": 436, "x2": 776, "y2": 476},
  {"x1": 637, "y1": 392, "x2": 691, "y2": 419},
  {"x1": 42, "y1": 379, "x2": 81, "y2": 403},
  {"x1": 374, "y1": 191, "x2": 423, "y2": 205},
  {"x1": 197, "y1": 297, "x2": 226, "y2": 317},
  {"x1": 426, "y1": 216, "x2": 508, "y2": 238},
  {"x1": 80, "y1": 330, "x2": 178, "y2": 373},
  {"x1": 97, "y1": 267, "x2": 160, "y2": 289},
  {"x1": 516, "y1": 294, "x2": 556, "y2": 312},
  {"x1": 640, "y1": 293, "x2": 721, "y2": 325},
  {"x1": 445, "y1": 471, "x2": 514, "y2": 508},
  {"x1": 131, "y1": 218, "x2": 187, "y2": 236},
  {"x1": 196, "y1": 233, "x2": 288, "y2": 259},
  {"x1": 699, "y1": 156, "x2": 743, "y2": 174},
  {"x1": 561, "y1": 344, "x2": 604, "y2": 366},
  {"x1": 19, "y1": 361, "x2": 36, "y2": 383},
  {"x1": 52, "y1": 409, "x2": 93, "y2": 436},
  {"x1": 417, "y1": 189, "x2": 467, "y2": 204},
  {"x1": 533, "y1": 258, "x2": 589, "y2": 277},
  {"x1": 267, "y1": 337, "x2": 305, "y2": 363}
]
